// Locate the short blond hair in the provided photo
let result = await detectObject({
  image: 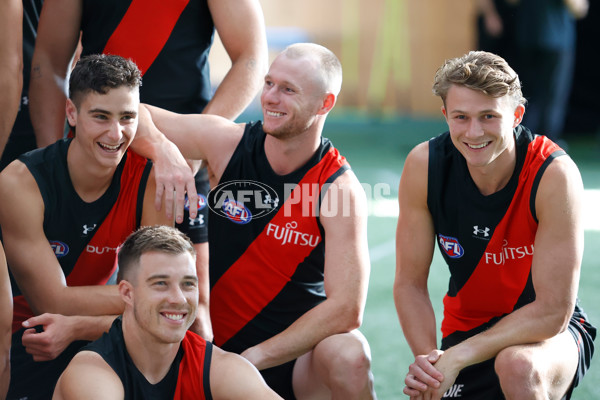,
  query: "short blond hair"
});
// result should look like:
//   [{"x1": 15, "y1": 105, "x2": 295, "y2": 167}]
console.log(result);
[{"x1": 432, "y1": 51, "x2": 525, "y2": 107}]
